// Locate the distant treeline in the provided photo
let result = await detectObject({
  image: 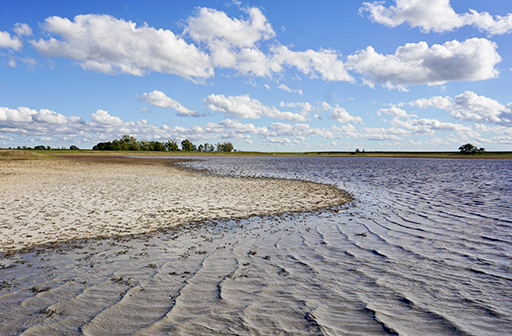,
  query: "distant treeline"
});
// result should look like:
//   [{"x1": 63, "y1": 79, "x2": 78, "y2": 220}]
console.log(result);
[
  {"x1": 14, "y1": 145, "x2": 79, "y2": 150},
  {"x1": 92, "y1": 135, "x2": 234, "y2": 152}
]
